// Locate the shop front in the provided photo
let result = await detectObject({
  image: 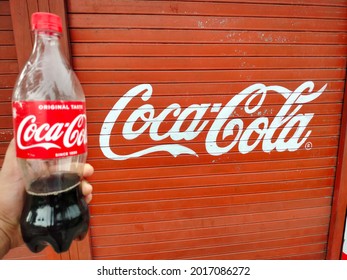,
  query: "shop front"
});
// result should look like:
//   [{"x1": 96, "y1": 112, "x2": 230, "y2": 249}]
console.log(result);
[{"x1": 1, "y1": 0, "x2": 347, "y2": 260}]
